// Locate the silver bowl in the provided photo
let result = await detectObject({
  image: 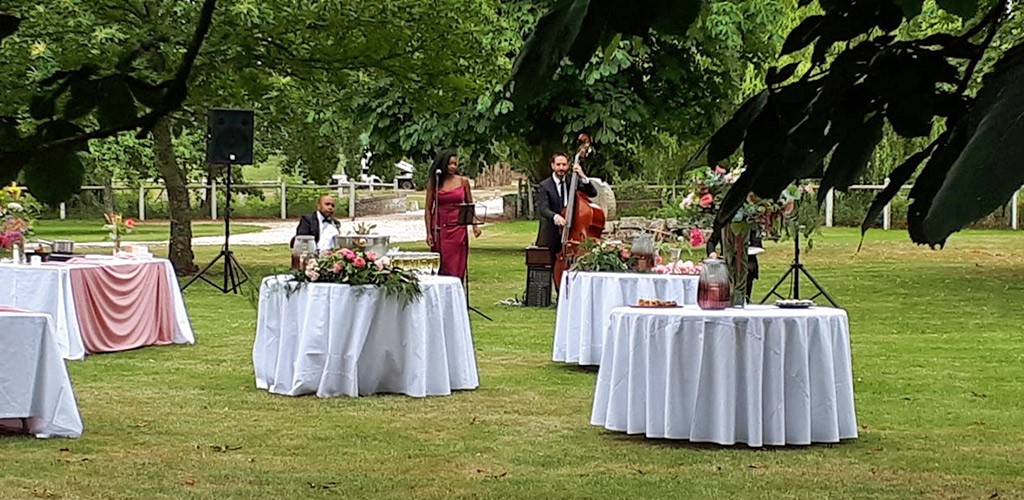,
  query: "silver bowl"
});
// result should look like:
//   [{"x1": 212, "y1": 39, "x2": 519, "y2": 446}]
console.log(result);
[{"x1": 336, "y1": 234, "x2": 390, "y2": 257}]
